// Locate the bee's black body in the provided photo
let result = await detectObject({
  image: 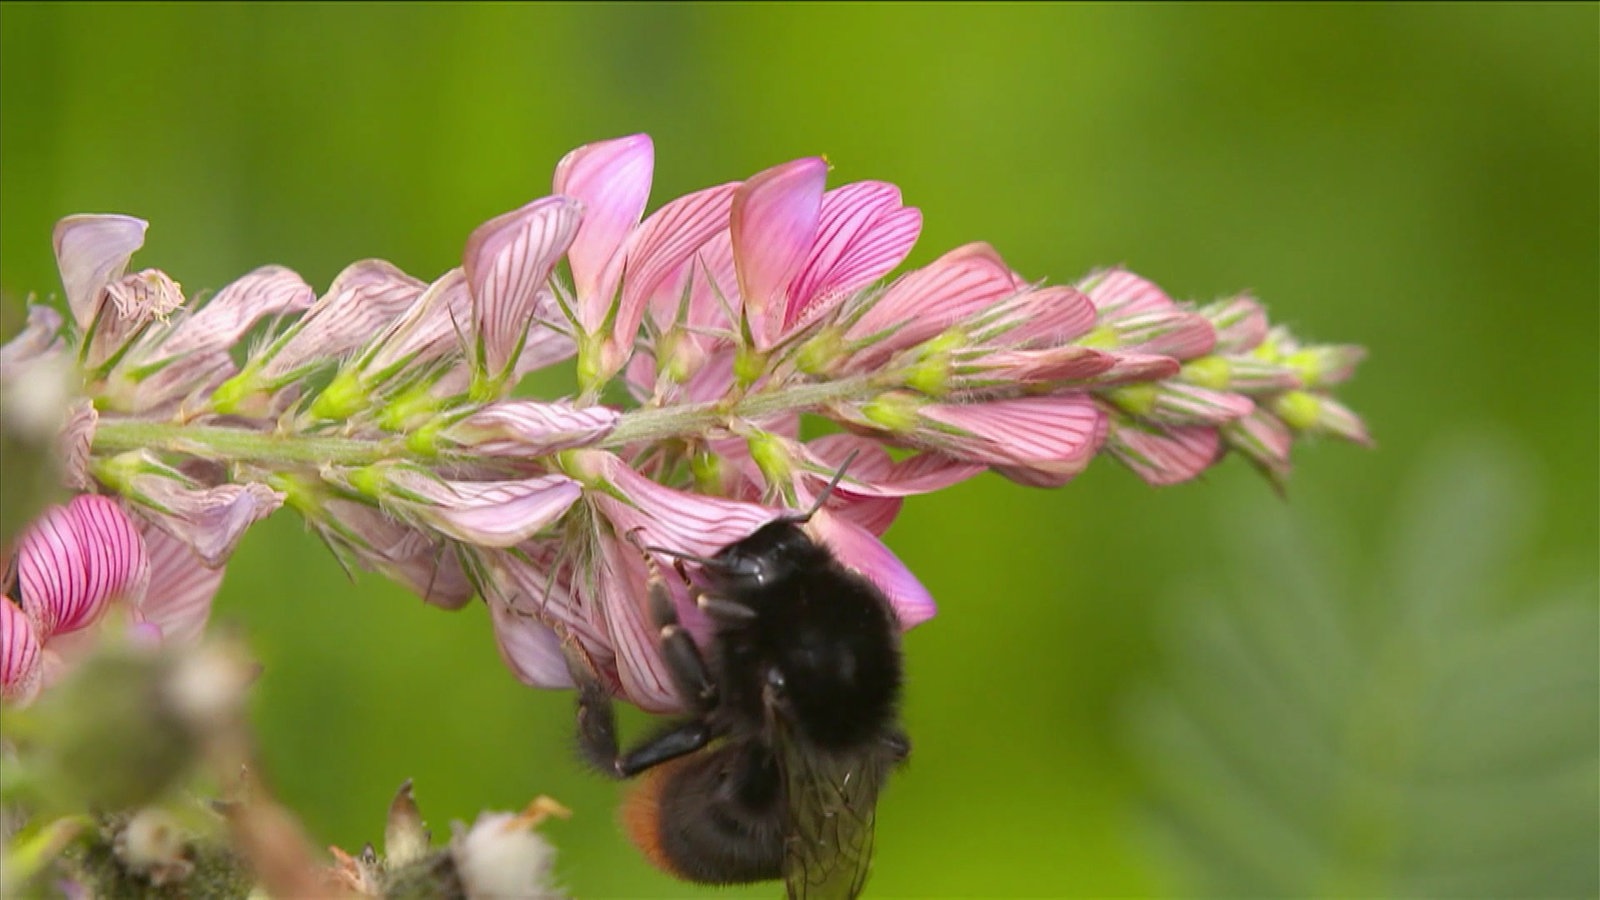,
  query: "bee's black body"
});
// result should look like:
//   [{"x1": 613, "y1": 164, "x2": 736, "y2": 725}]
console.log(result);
[{"x1": 571, "y1": 519, "x2": 909, "y2": 899}]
